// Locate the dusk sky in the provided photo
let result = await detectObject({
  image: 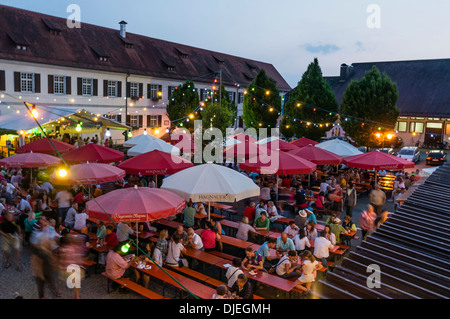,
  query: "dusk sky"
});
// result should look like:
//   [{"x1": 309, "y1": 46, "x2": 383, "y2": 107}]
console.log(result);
[{"x1": 2, "y1": 0, "x2": 449, "y2": 88}]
